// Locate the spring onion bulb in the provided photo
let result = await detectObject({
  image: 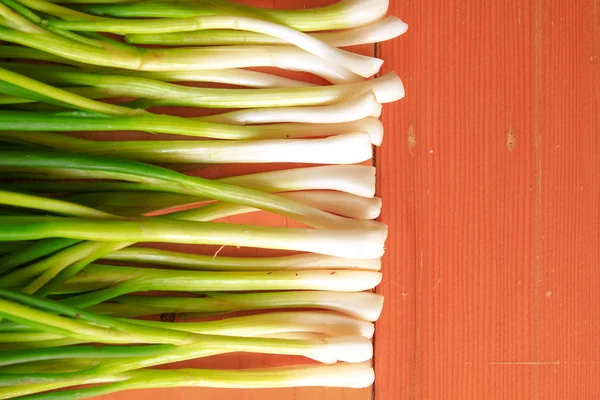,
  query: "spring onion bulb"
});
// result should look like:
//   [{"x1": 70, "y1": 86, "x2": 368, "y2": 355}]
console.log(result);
[
  {"x1": 128, "y1": 16, "x2": 408, "y2": 47},
  {"x1": 199, "y1": 92, "x2": 382, "y2": 124},
  {"x1": 103, "y1": 247, "x2": 381, "y2": 271},
  {"x1": 221, "y1": 165, "x2": 377, "y2": 198}
]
